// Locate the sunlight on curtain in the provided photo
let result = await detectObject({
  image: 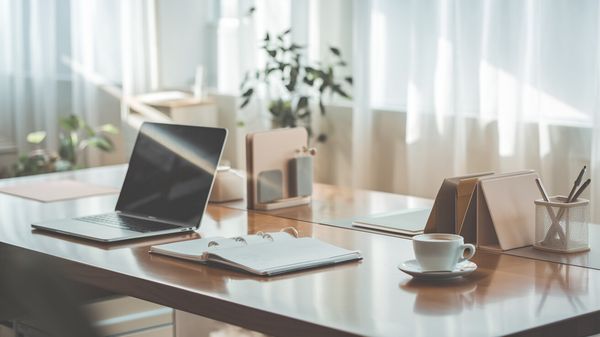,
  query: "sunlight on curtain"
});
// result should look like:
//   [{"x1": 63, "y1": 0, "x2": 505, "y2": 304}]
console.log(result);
[
  {"x1": 0, "y1": 0, "x2": 131, "y2": 164},
  {"x1": 216, "y1": 0, "x2": 291, "y2": 95},
  {"x1": 0, "y1": 0, "x2": 60, "y2": 153},
  {"x1": 0, "y1": 0, "x2": 18, "y2": 150},
  {"x1": 351, "y1": 0, "x2": 374, "y2": 189},
  {"x1": 353, "y1": 0, "x2": 598, "y2": 208}
]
